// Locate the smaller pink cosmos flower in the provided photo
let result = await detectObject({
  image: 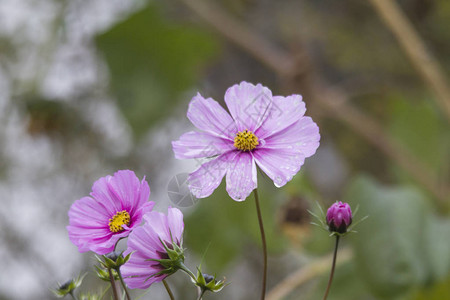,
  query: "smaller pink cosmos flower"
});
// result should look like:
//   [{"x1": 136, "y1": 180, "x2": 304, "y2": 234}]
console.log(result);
[
  {"x1": 121, "y1": 208, "x2": 185, "y2": 289},
  {"x1": 67, "y1": 170, "x2": 154, "y2": 255},
  {"x1": 326, "y1": 201, "x2": 352, "y2": 234},
  {"x1": 172, "y1": 81, "x2": 320, "y2": 201}
]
